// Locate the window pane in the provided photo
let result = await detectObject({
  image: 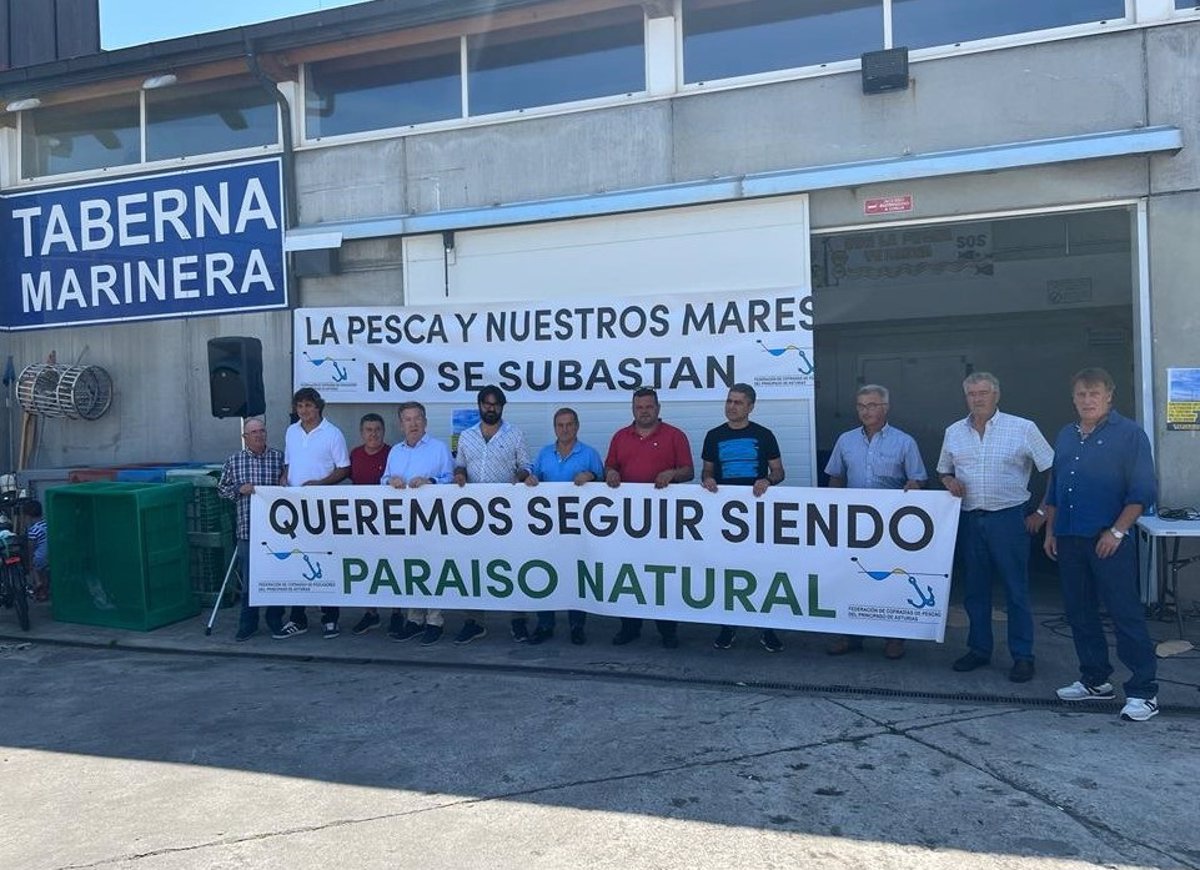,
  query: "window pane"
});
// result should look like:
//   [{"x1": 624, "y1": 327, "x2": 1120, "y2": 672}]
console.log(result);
[
  {"x1": 1178, "y1": 0, "x2": 1198, "y2": 10},
  {"x1": 146, "y1": 78, "x2": 278, "y2": 161},
  {"x1": 468, "y1": 10, "x2": 644, "y2": 116},
  {"x1": 893, "y1": 0, "x2": 1126, "y2": 50},
  {"x1": 682, "y1": 0, "x2": 883, "y2": 84},
  {"x1": 306, "y1": 41, "x2": 461, "y2": 139},
  {"x1": 21, "y1": 94, "x2": 140, "y2": 178}
]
